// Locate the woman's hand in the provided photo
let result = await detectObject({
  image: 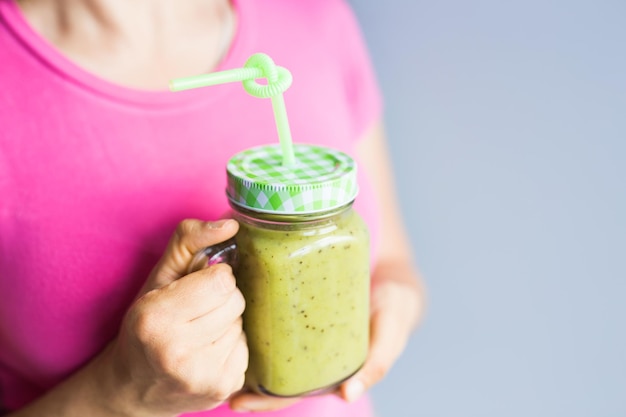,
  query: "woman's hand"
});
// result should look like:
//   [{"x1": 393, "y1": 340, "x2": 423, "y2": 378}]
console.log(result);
[{"x1": 106, "y1": 219, "x2": 249, "y2": 417}]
